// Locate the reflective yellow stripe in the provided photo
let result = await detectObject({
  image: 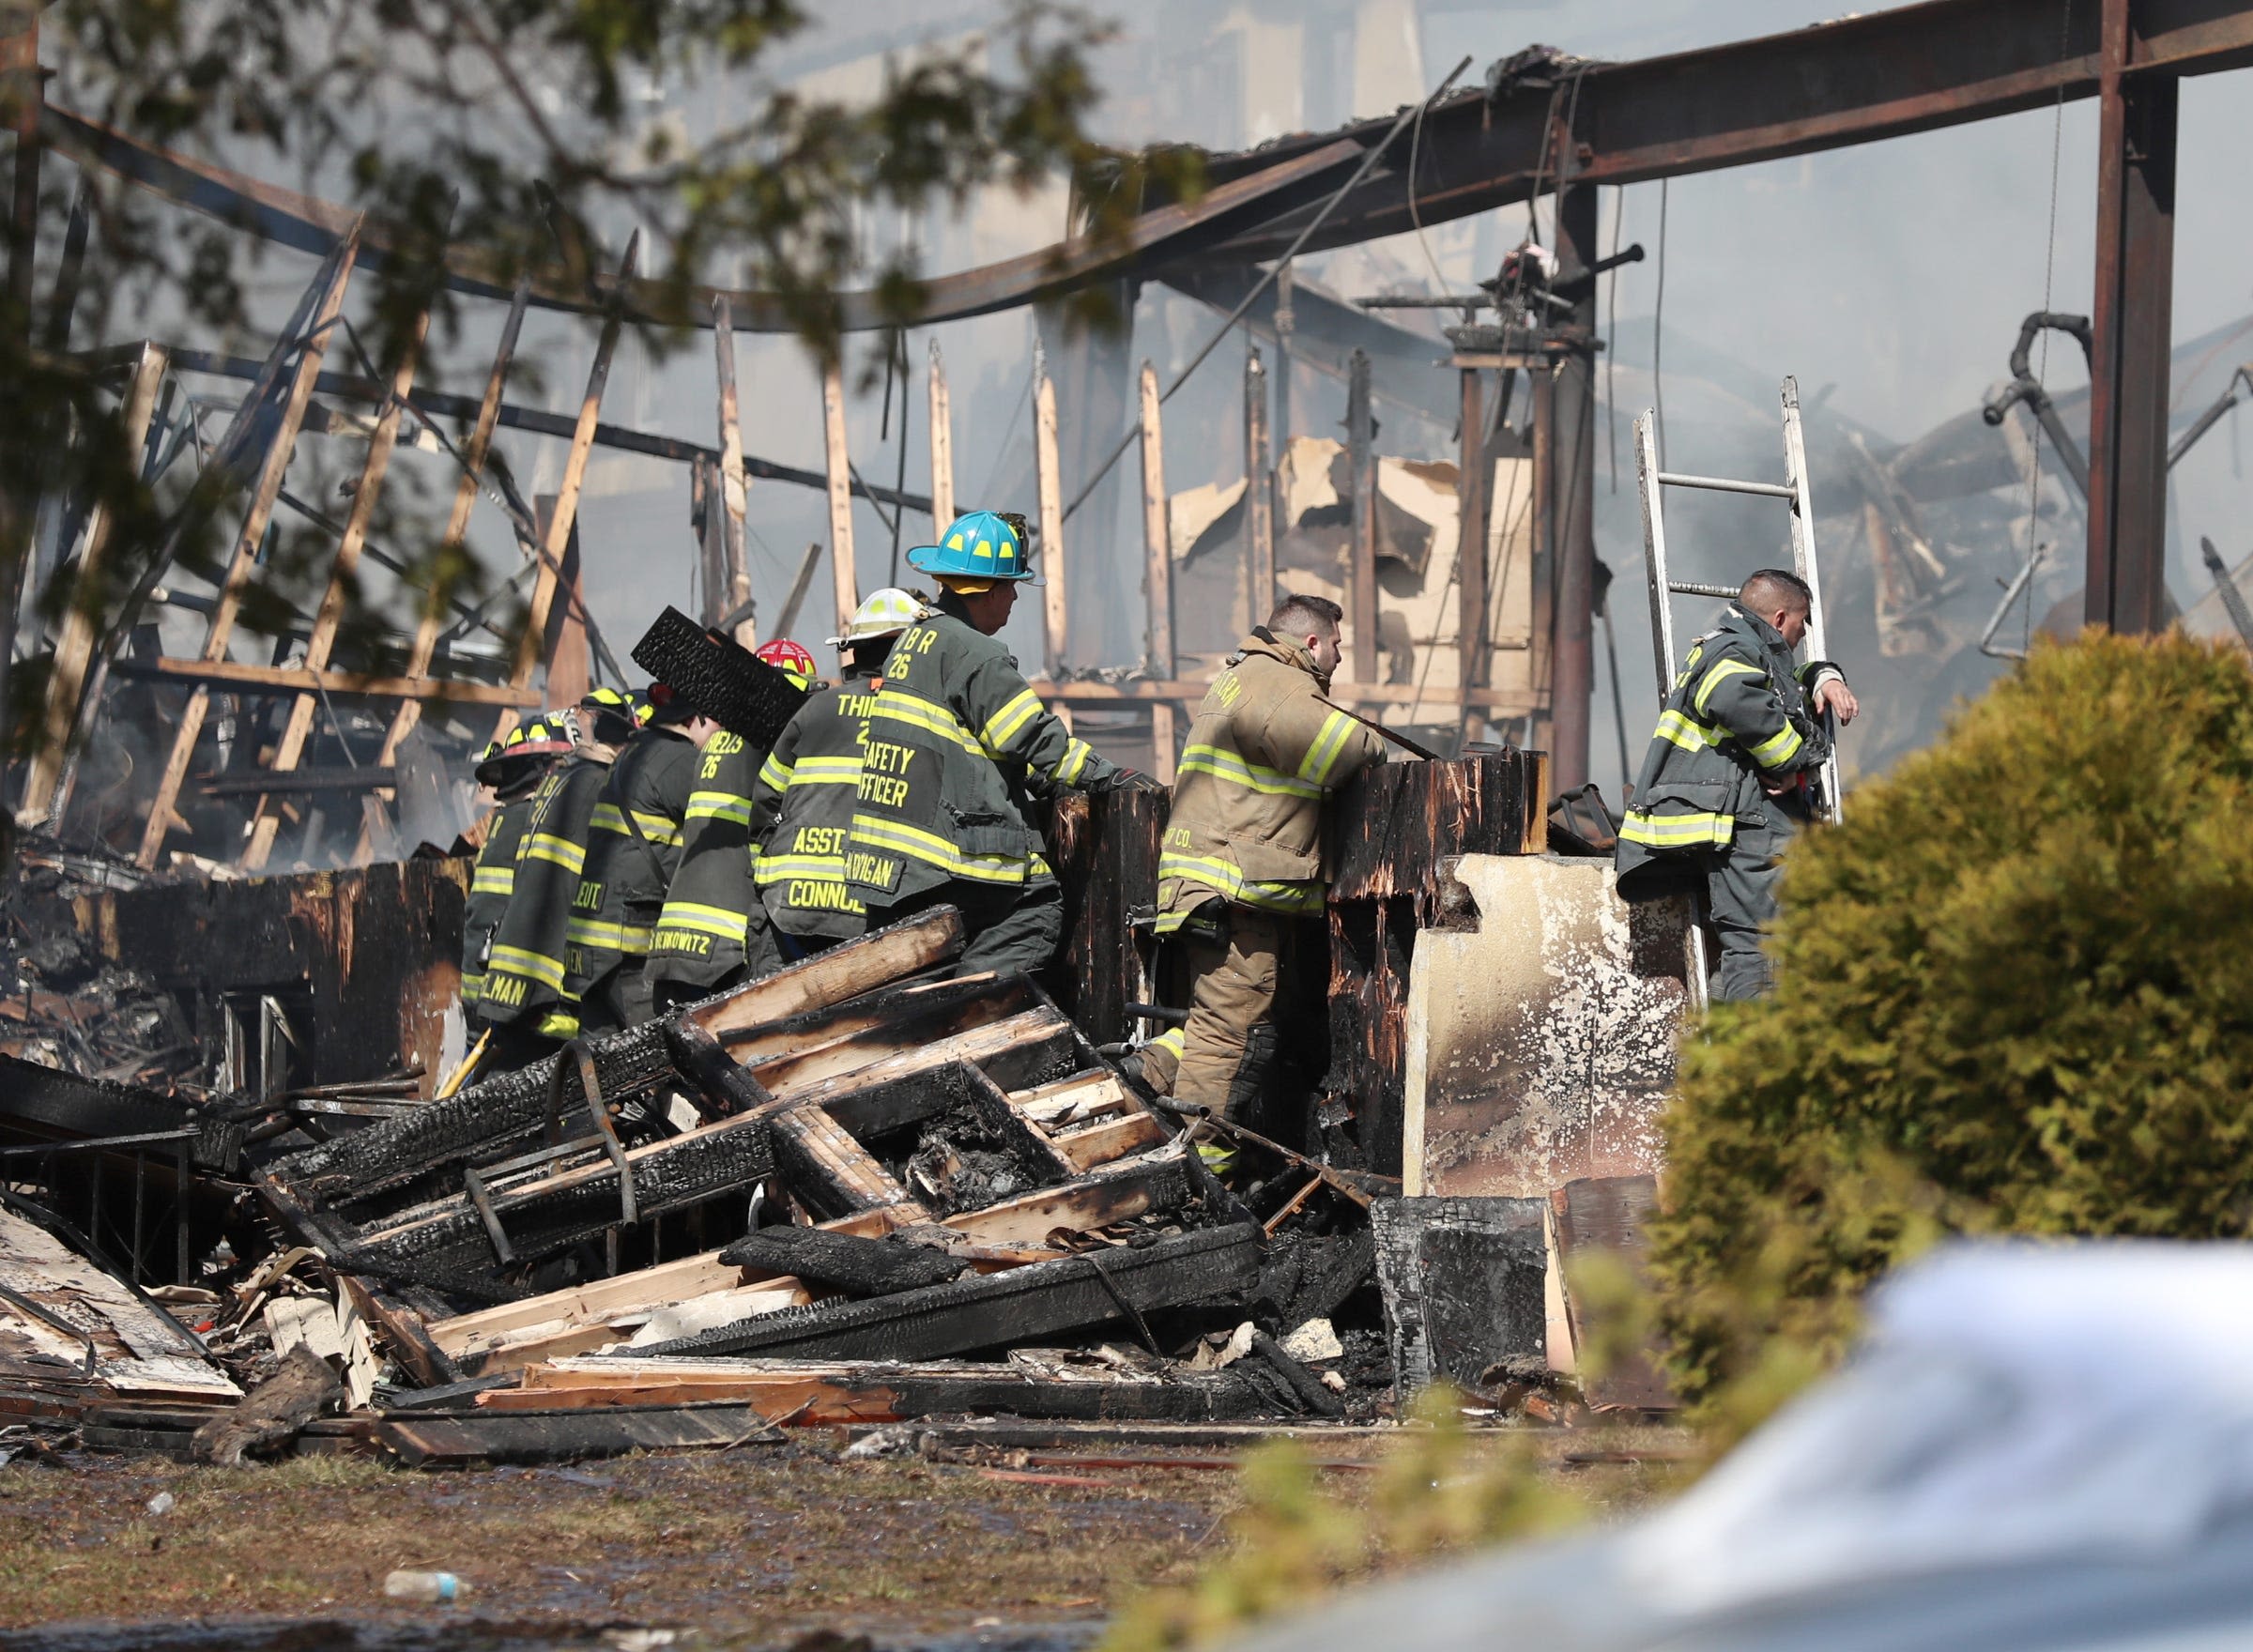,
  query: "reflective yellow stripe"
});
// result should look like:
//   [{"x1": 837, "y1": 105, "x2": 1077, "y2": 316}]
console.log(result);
[
  {"x1": 471, "y1": 864, "x2": 514, "y2": 895},
  {"x1": 1299, "y1": 710, "x2": 1359, "y2": 786},
  {"x1": 653, "y1": 902, "x2": 749, "y2": 940},
  {"x1": 869, "y1": 688, "x2": 985, "y2": 757},
  {"x1": 1053, "y1": 737, "x2": 1094, "y2": 786},
  {"x1": 754, "y1": 852, "x2": 849, "y2": 886},
  {"x1": 758, "y1": 754, "x2": 793, "y2": 791},
  {"x1": 487, "y1": 944, "x2": 567, "y2": 991},
  {"x1": 1157, "y1": 851, "x2": 1324, "y2": 915},
  {"x1": 1653, "y1": 710, "x2": 1712, "y2": 753},
  {"x1": 460, "y1": 971, "x2": 484, "y2": 1003},
  {"x1": 849, "y1": 815, "x2": 1030, "y2": 884},
  {"x1": 521, "y1": 833, "x2": 585, "y2": 873},
  {"x1": 1746, "y1": 722, "x2": 1803, "y2": 768},
  {"x1": 787, "y1": 757, "x2": 862, "y2": 786},
  {"x1": 1693, "y1": 658, "x2": 1764, "y2": 715},
  {"x1": 565, "y1": 917, "x2": 654, "y2": 952},
  {"x1": 1618, "y1": 810, "x2": 1735, "y2": 849},
  {"x1": 684, "y1": 790, "x2": 754, "y2": 825},
  {"x1": 1178, "y1": 744, "x2": 1324, "y2": 800},
  {"x1": 982, "y1": 688, "x2": 1044, "y2": 752},
  {"x1": 537, "y1": 1008, "x2": 581, "y2": 1039},
  {"x1": 590, "y1": 803, "x2": 682, "y2": 845}
]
